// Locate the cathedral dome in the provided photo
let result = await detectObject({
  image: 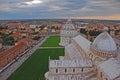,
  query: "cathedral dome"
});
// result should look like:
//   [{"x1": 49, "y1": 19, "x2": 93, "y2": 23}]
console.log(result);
[
  {"x1": 93, "y1": 28, "x2": 117, "y2": 52},
  {"x1": 91, "y1": 27, "x2": 118, "y2": 58}
]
